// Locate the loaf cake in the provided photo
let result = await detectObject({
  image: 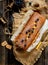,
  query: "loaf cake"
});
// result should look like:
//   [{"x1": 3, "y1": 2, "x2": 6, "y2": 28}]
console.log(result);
[{"x1": 11, "y1": 11, "x2": 46, "y2": 51}]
